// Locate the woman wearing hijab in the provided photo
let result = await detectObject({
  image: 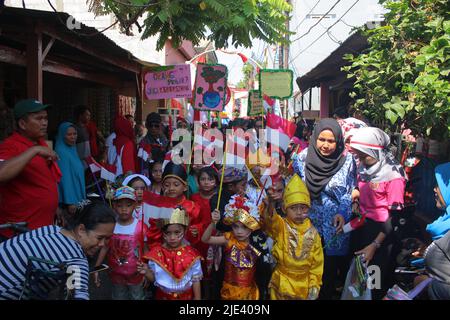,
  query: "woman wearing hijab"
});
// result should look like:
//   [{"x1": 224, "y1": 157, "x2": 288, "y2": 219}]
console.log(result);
[
  {"x1": 349, "y1": 127, "x2": 406, "y2": 299},
  {"x1": 416, "y1": 162, "x2": 450, "y2": 300},
  {"x1": 55, "y1": 122, "x2": 86, "y2": 216},
  {"x1": 292, "y1": 118, "x2": 357, "y2": 299},
  {"x1": 113, "y1": 116, "x2": 137, "y2": 175}
]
